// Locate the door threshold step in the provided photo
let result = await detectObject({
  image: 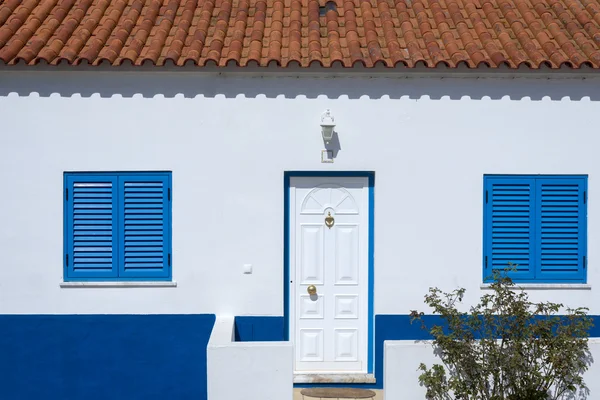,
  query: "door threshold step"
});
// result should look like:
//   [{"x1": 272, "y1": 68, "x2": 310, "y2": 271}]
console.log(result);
[
  {"x1": 294, "y1": 373, "x2": 376, "y2": 384},
  {"x1": 300, "y1": 388, "x2": 376, "y2": 399}
]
